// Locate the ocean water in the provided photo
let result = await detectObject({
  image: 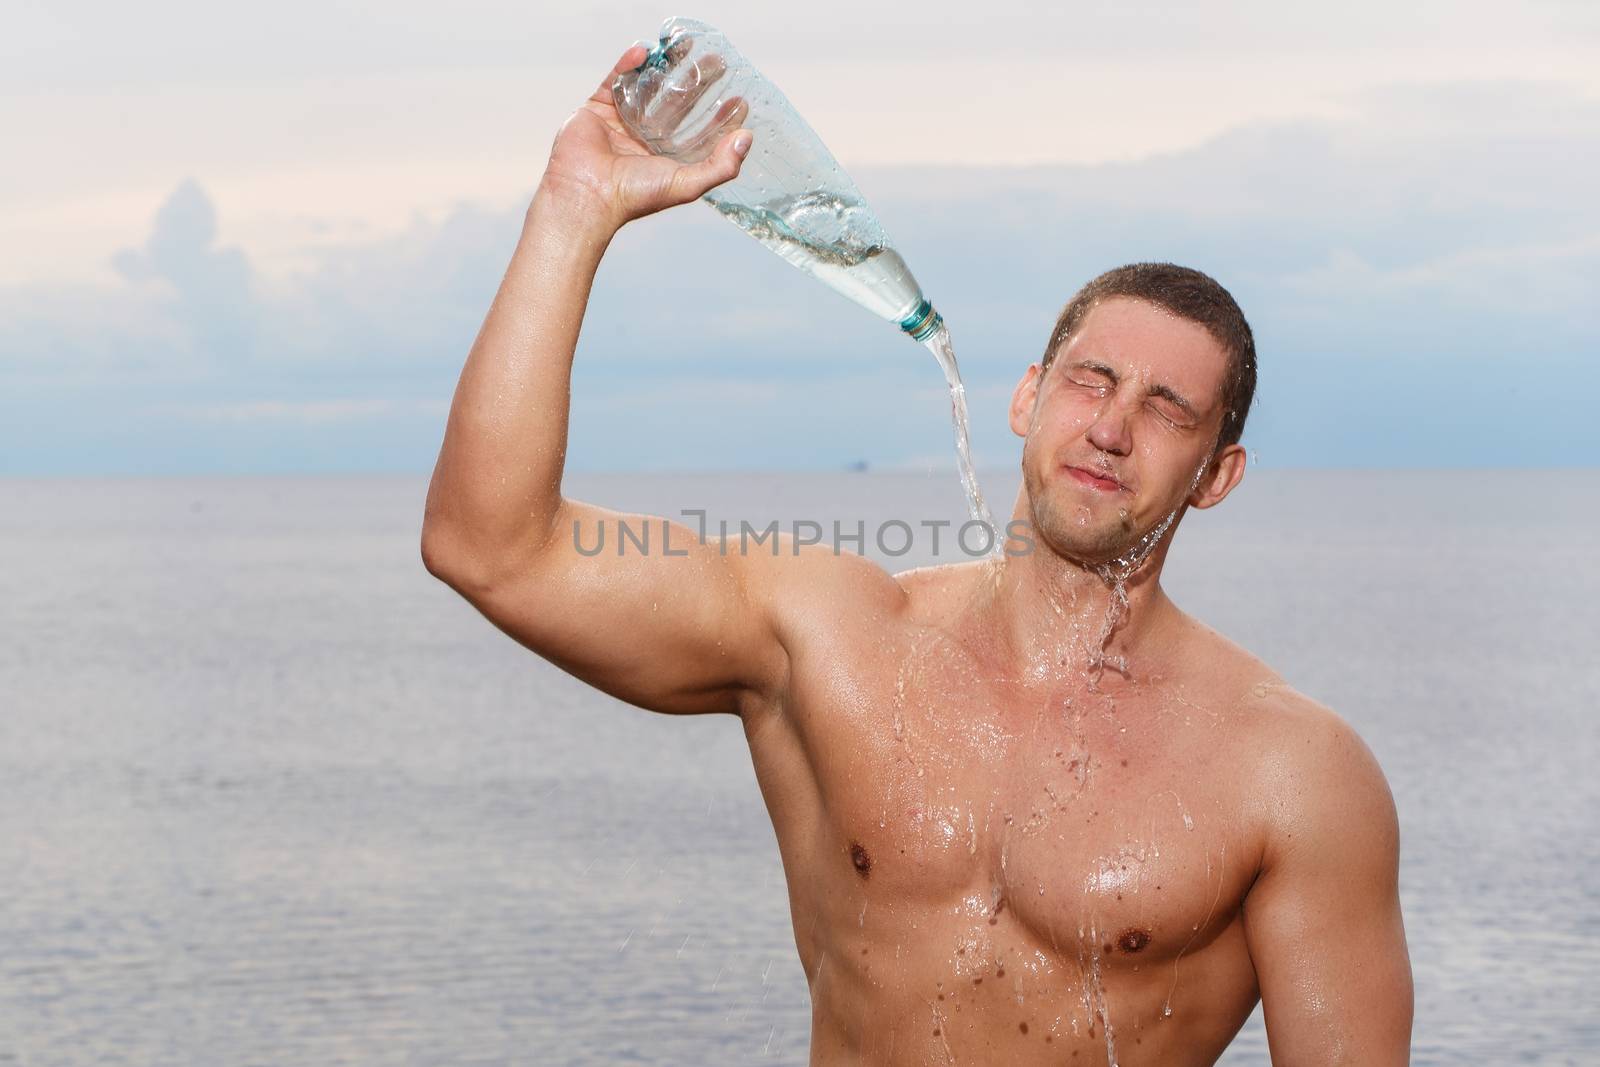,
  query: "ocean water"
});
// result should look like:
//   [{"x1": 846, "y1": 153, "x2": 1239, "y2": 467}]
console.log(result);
[{"x1": 0, "y1": 470, "x2": 1595, "y2": 1065}]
